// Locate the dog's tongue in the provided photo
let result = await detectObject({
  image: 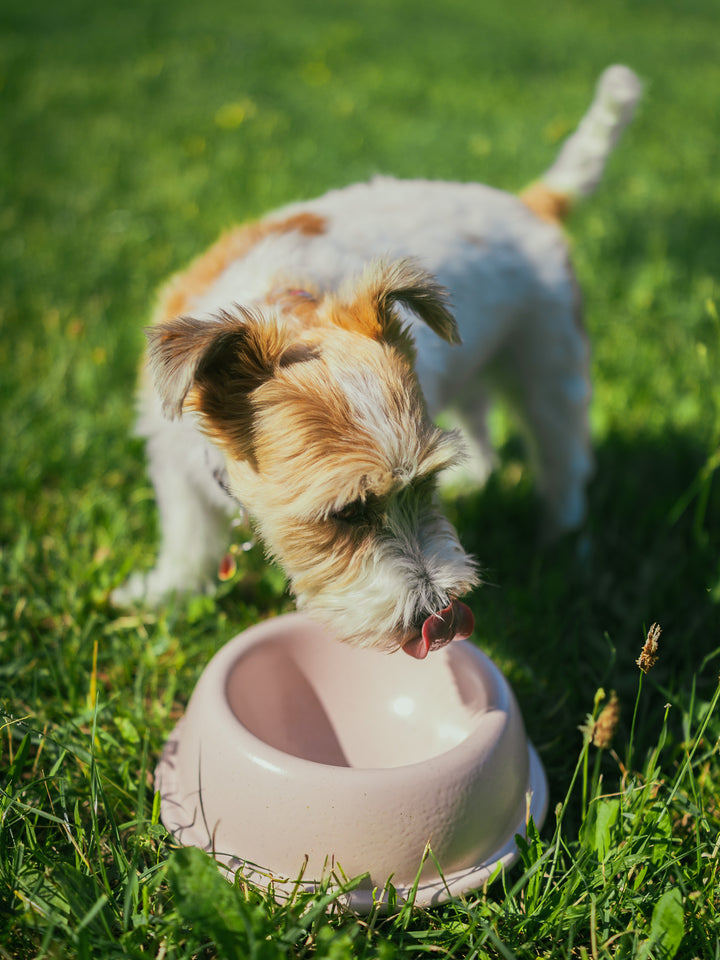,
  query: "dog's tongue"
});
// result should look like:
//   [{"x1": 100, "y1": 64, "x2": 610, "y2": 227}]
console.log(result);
[{"x1": 402, "y1": 601, "x2": 475, "y2": 659}]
